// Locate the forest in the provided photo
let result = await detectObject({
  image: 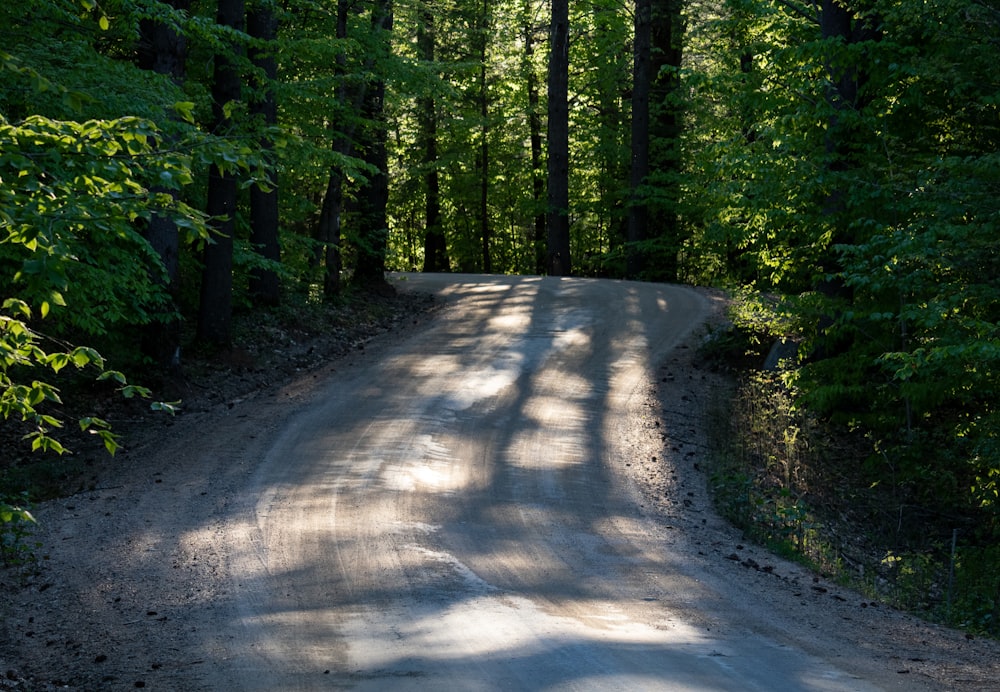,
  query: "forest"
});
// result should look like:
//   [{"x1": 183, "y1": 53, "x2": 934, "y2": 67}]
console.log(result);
[{"x1": 2, "y1": 0, "x2": 999, "y2": 633}]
